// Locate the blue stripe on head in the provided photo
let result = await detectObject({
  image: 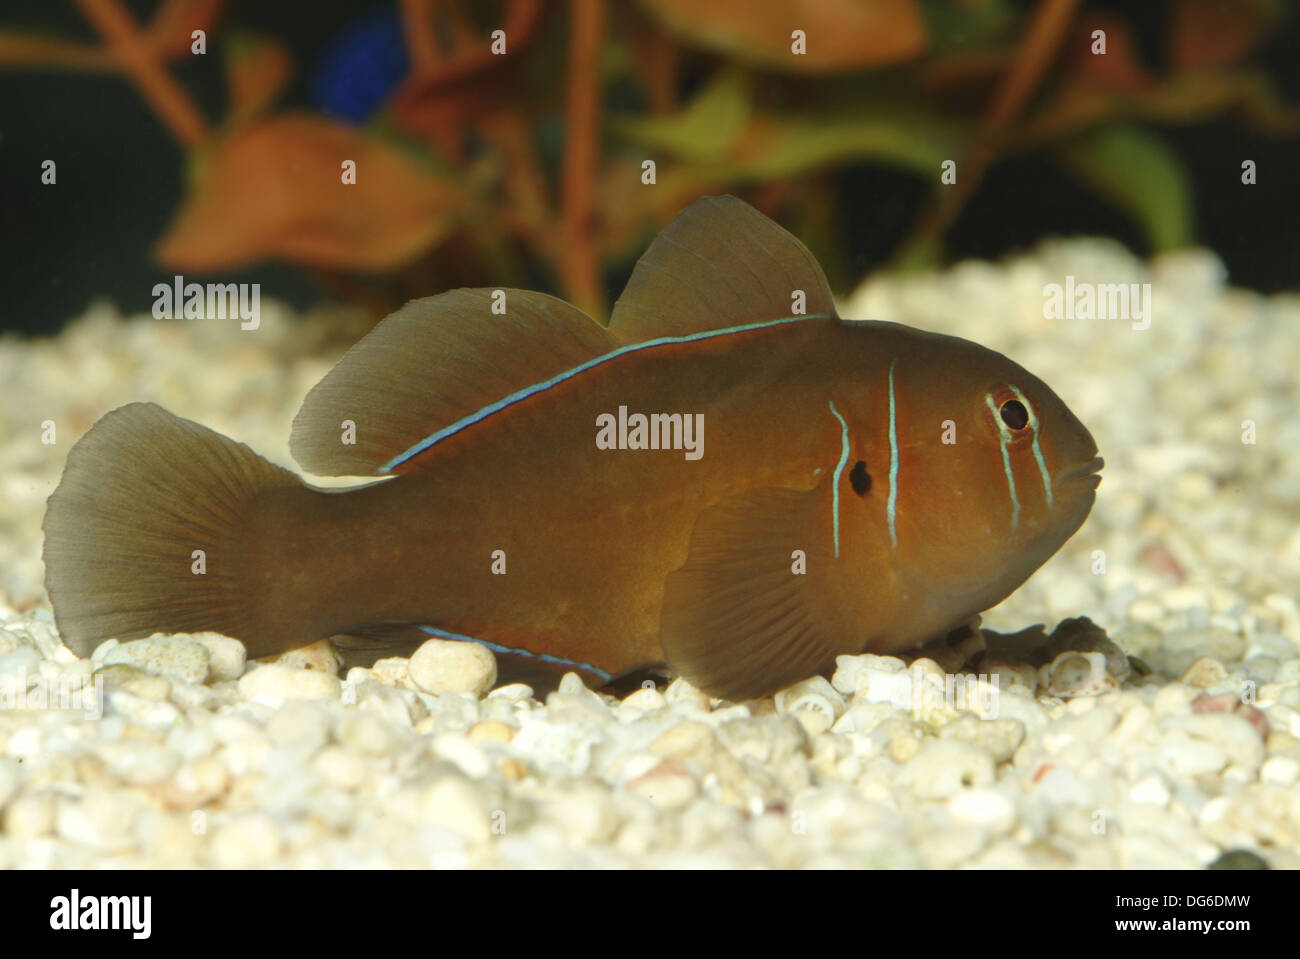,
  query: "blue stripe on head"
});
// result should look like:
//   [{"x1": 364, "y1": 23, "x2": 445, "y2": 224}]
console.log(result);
[
  {"x1": 985, "y1": 393, "x2": 1021, "y2": 532},
  {"x1": 827, "y1": 400, "x2": 850, "y2": 559},
  {"x1": 1008, "y1": 384, "x2": 1053, "y2": 510}
]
